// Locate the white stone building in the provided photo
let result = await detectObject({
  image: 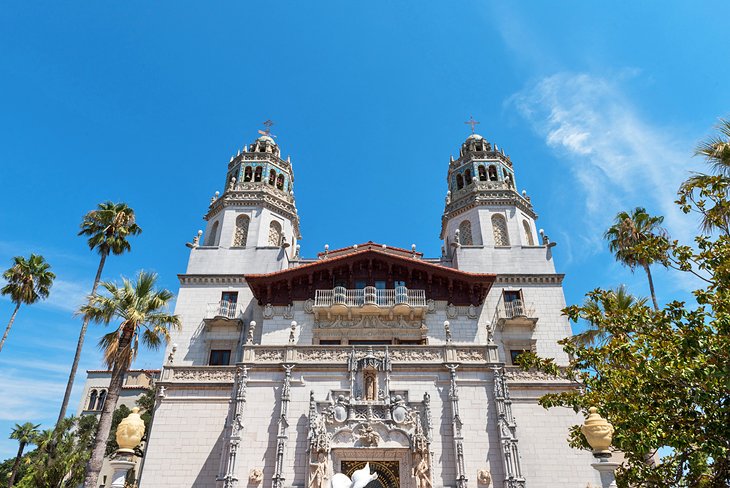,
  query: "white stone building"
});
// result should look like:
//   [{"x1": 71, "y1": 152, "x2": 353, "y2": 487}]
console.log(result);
[{"x1": 138, "y1": 131, "x2": 602, "y2": 487}]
